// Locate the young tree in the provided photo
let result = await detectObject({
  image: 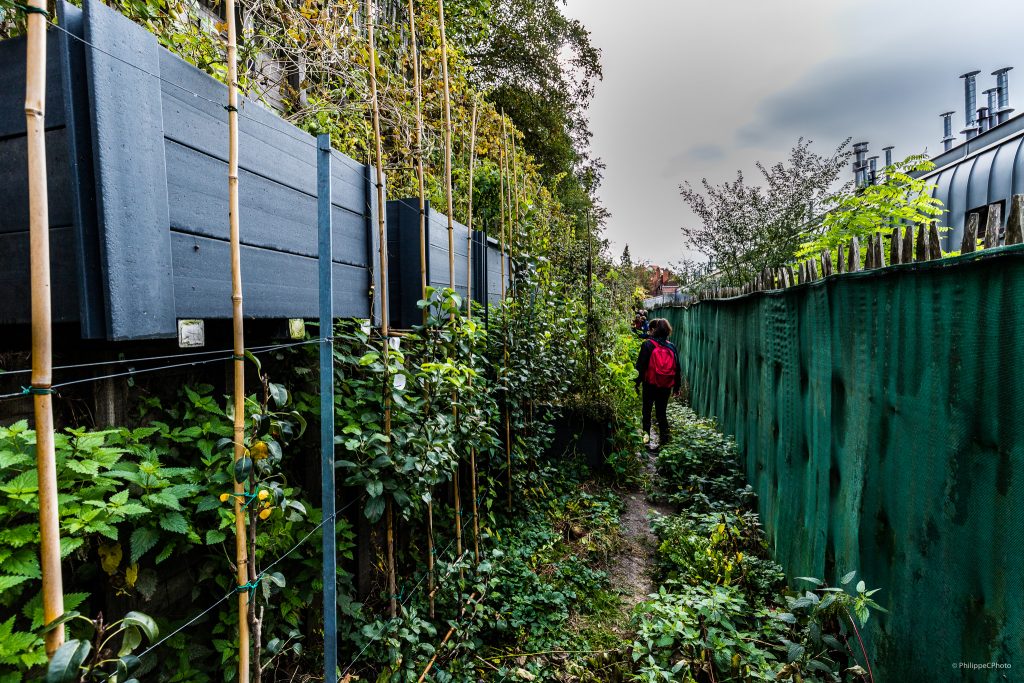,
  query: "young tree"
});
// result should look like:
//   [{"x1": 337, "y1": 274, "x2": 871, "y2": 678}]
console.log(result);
[
  {"x1": 796, "y1": 155, "x2": 943, "y2": 259},
  {"x1": 680, "y1": 138, "x2": 852, "y2": 285}
]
